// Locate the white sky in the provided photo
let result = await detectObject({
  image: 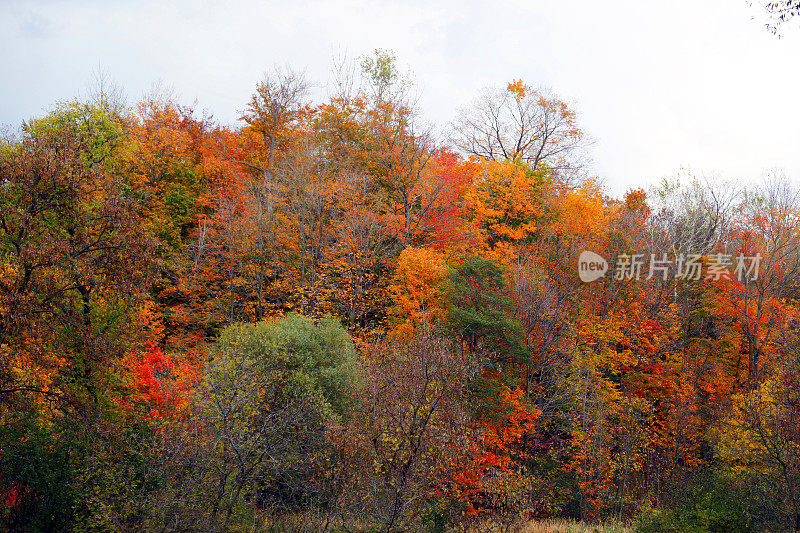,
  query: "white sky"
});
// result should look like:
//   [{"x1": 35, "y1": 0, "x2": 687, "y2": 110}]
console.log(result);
[{"x1": 3, "y1": 0, "x2": 799, "y2": 196}]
